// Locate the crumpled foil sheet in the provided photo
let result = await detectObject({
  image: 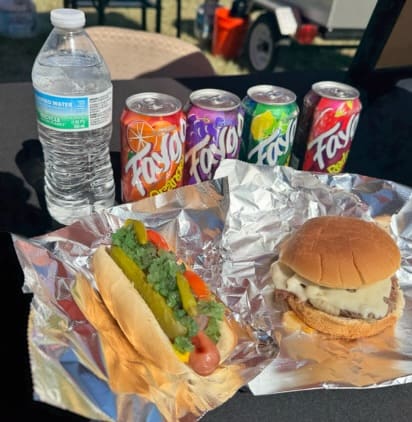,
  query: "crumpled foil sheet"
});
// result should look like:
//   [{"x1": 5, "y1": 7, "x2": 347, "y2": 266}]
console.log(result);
[
  {"x1": 12, "y1": 177, "x2": 276, "y2": 422},
  {"x1": 214, "y1": 159, "x2": 412, "y2": 394},
  {"x1": 13, "y1": 159, "x2": 412, "y2": 420}
]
